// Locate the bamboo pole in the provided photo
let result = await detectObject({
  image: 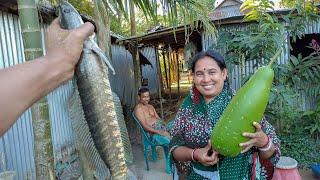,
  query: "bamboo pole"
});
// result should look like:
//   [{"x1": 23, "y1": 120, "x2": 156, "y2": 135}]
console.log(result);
[{"x1": 17, "y1": 0, "x2": 53, "y2": 179}]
